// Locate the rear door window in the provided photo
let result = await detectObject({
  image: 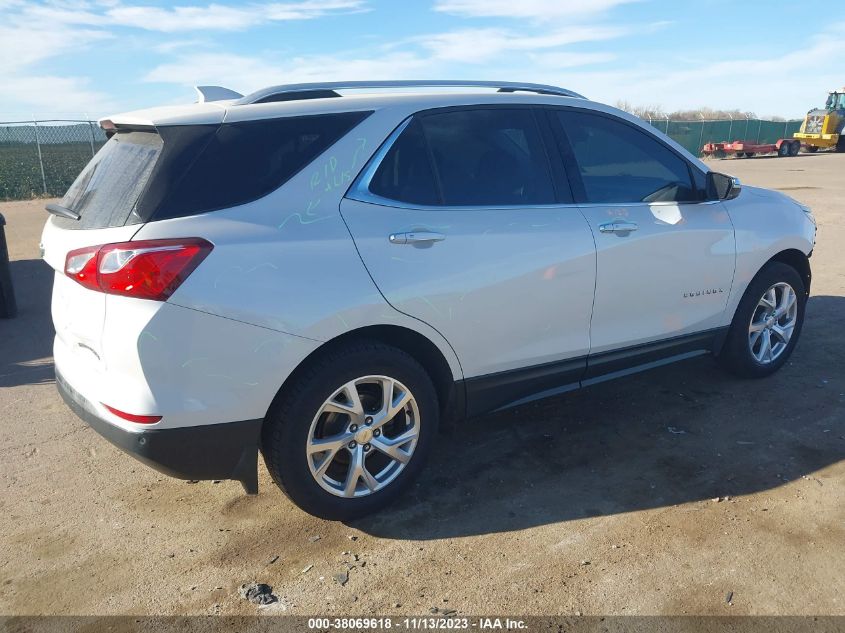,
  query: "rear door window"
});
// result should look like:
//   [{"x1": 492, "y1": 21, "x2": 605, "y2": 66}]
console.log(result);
[
  {"x1": 55, "y1": 131, "x2": 162, "y2": 230},
  {"x1": 369, "y1": 119, "x2": 439, "y2": 206},
  {"x1": 555, "y1": 110, "x2": 699, "y2": 204},
  {"x1": 420, "y1": 109, "x2": 556, "y2": 206}
]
